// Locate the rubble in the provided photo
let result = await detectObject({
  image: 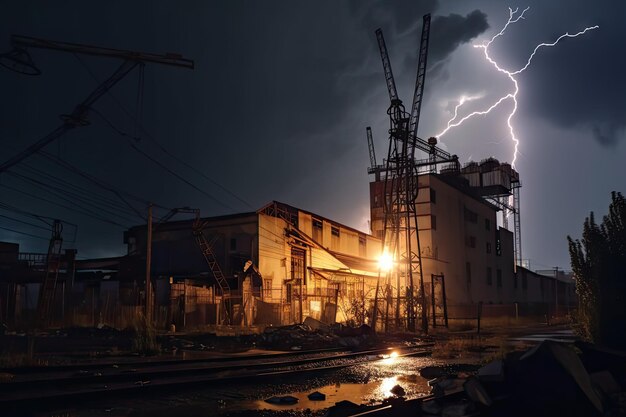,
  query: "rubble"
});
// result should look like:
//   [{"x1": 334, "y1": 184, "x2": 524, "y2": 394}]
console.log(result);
[
  {"x1": 264, "y1": 395, "x2": 299, "y2": 405},
  {"x1": 308, "y1": 391, "x2": 326, "y2": 401},
  {"x1": 258, "y1": 323, "x2": 343, "y2": 350},
  {"x1": 389, "y1": 384, "x2": 405, "y2": 397}
]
